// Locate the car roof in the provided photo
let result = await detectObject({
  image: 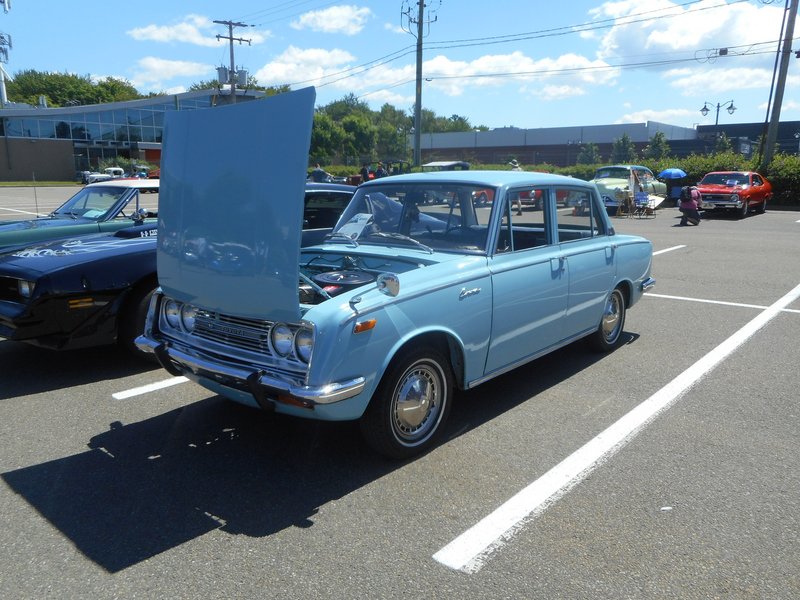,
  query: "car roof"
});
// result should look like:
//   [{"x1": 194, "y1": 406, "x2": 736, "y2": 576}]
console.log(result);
[
  {"x1": 598, "y1": 165, "x2": 653, "y2": 171},
  {"x1": 359, "y1": 169, "x2": 585, "y2": 188},
  {"x1": 85, "y1": 178, "x2": 159, "y2": 190},
  {"x1": 304, "y1": 182, "x2": 357, "y2": 192}
]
